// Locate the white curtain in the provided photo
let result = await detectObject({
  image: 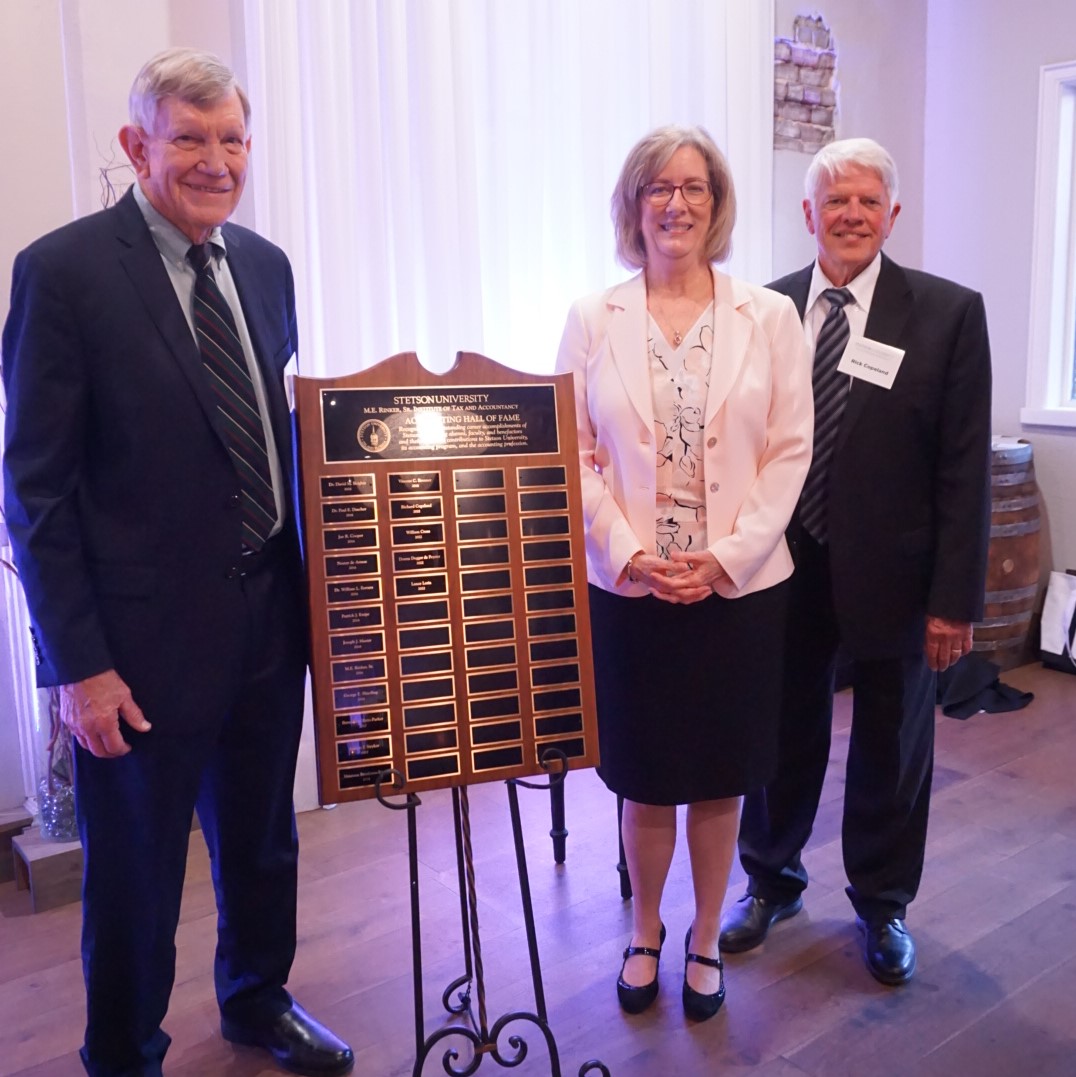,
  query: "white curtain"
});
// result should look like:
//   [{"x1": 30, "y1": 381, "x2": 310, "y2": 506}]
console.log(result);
[{"x1": 243, "y1": 0, "x2": 773, "y2": 377}]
